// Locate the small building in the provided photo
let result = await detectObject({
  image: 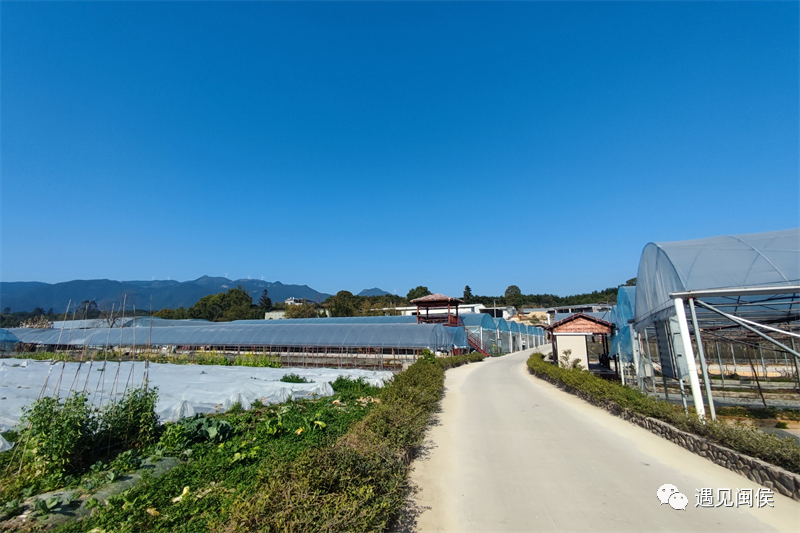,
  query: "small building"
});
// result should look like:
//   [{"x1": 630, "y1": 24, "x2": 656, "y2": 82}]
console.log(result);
[{"x1": 546, "y1": 313, "x2": 615, "y2": 371}]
